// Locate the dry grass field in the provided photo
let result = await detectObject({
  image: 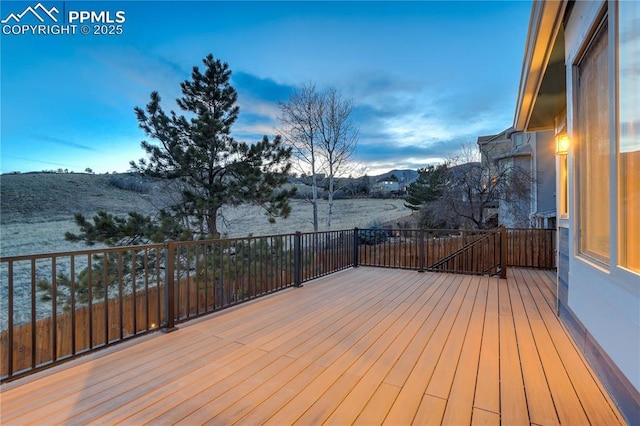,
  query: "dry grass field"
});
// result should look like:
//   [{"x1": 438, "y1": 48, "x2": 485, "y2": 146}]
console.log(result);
[{"x1": 1, "y1": 173, "x2": 412, "y2": 257}]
